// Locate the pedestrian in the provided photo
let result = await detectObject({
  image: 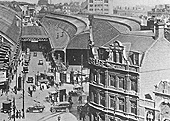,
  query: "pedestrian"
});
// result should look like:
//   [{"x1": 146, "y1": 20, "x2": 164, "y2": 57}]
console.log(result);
[
  {"x1": 40, "y1": 84, "x2": 42, "y2": 90},
  {"x1": 1, "y1": 89, "x2": 3, "y2": 96},
  {"x1": 28, "y1": 87, "x2": 30, "y2": 93},
  {"x1": 57, "y1": 115, "x2": 61, "y2": 121},
  {"x1": 18, "y1": 110, "x2": 22, "y2": 119},
  {"x1": 42, "y1": 85, "x2": 44, "y2": 90},
  {"x1": 78, "y1": 95, "x2": 82, "y2": 104},
  {"x1": 16, "y1": 110, "x2": 19, "y2": 118},
  {"x1": 30, "y1": 90, "x2": 32, "y2": 97}
]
